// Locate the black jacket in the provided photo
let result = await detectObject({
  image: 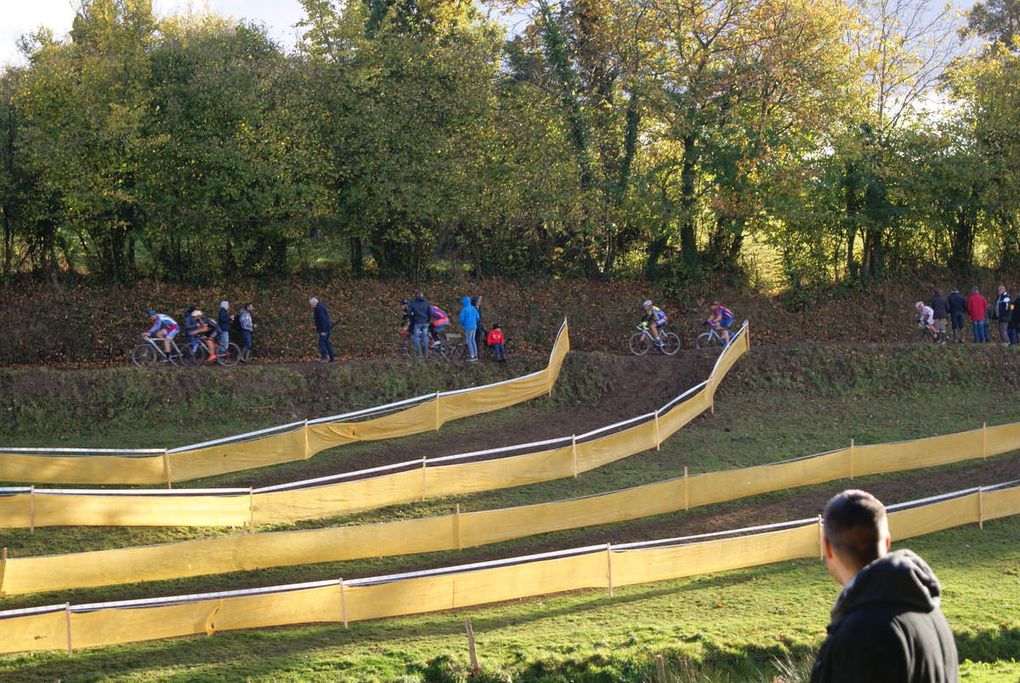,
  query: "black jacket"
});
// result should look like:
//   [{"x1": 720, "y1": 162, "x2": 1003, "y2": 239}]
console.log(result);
[
  {"x1": 314, "y1": 303, "x2": 332, "y2": 333},
  {"x1": 930, "y1": 294, "x2": 948, "y2": 319},
  {"x1": 811, "y1": 550, "x2": 958, "y2": 683},
  {"x1": 409, "y1": 296, "x2": 431, "y2": 325},
  {"x1": 947, "y1": 291, "x2": 967, "y2": 316}
]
